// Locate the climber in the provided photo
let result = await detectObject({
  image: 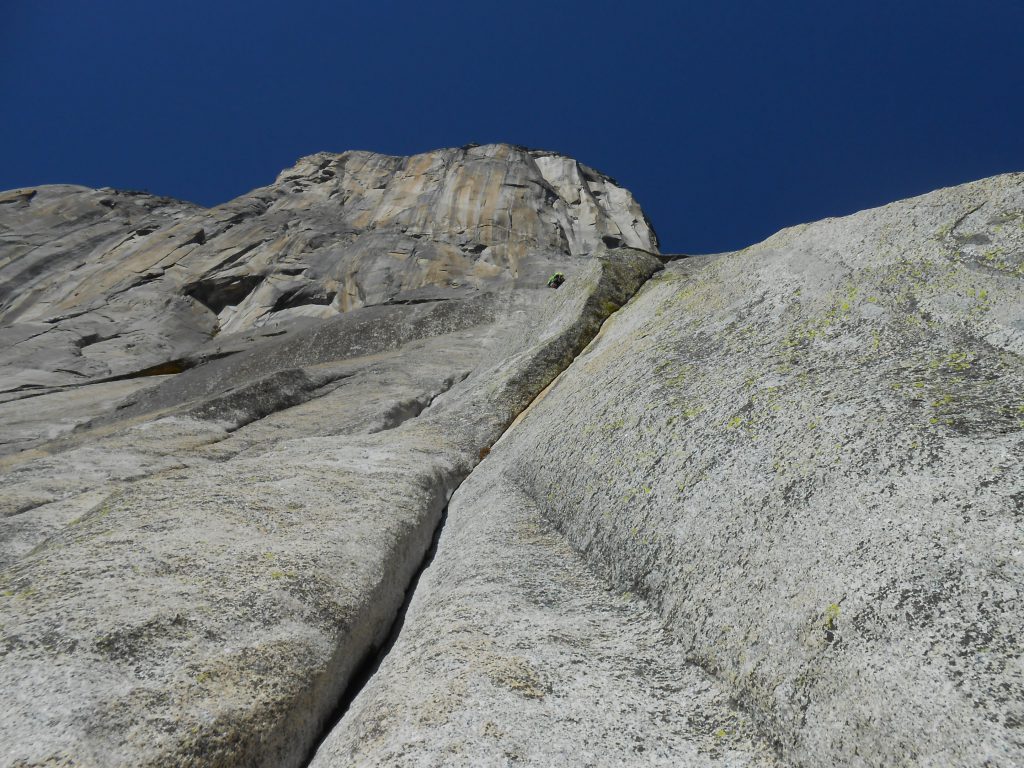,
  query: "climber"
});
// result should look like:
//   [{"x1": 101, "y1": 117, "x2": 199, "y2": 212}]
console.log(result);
[{"x1": 547, "y1": 272, "x2": 565, "y2": 289}]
